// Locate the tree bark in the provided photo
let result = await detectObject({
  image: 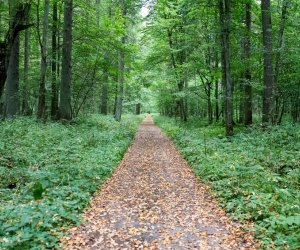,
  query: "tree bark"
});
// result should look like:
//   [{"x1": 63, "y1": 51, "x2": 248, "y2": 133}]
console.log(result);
[
  {"x1": 261, "y1": 0, "x2": 274, "y2": 124},
  {"x1": 274, "y1": 0, "x2": 289, "y2": 124},
  {"x1": 0, "y1": 3, "x2": 31, "y2": 106},
  {"x1": 100, "y1": 61, "x2": 109, "y2": 115},
  {"x1": 5, "y1": 34, "x2": 19, "y2": 117},
  {"x1": 37, "y1": 0, "x2": 50, "y2": 120},
  {"x1": 98, "y1": 0, "x2": 109, "y2": 115},
  {"x1": 59, "y1": 0, "x2": 73, "y2": 120},
  {"x1": 22, "y1": 19, "x2": 31, "y2": 115},
  {"x1": 136, "y1": 103, "x2": 141, "y2": 115},
  {"x1": 114, "y1": 2, "x2": 126, "y2": 122},
  {"x1": 115, "y1": 41, "x2": 125, "y2": 122},
  {"x1": 244, "y1": 3, "x2": 252, "y2": 125},
  {"x1": 219, "y1": 0, "x2": 233, "y2": 136},
  {"x1": 5, "y1": 1, "x2": 21, "y2": 118},
  {"x1": 51, "y1": 0, "x2": 59, "y2": 119}
]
